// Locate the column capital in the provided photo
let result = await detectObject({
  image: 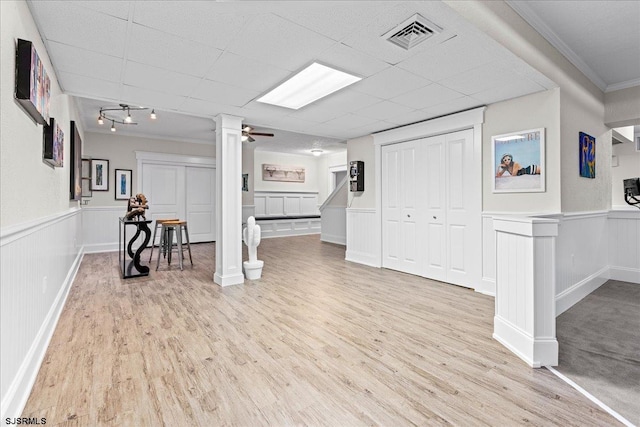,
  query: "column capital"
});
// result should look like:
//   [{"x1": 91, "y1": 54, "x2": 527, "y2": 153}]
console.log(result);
[{"x1": 215, "y1": 114, "x2": 244, "y2": 130}]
